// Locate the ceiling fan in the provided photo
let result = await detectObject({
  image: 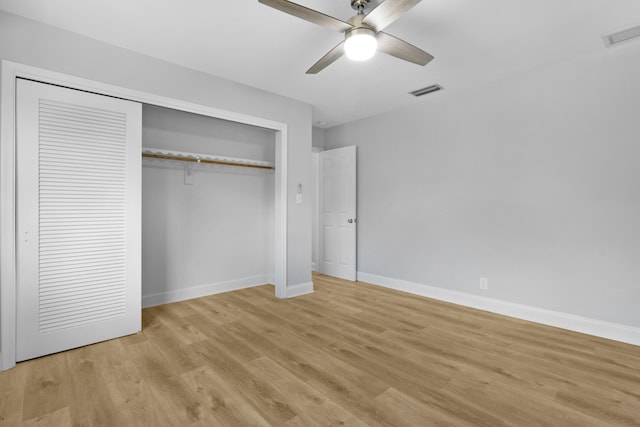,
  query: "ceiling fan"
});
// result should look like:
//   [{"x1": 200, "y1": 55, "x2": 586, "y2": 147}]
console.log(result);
[{"x1": 258, "y1": 0, "x2": 434, "y2": 74}]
